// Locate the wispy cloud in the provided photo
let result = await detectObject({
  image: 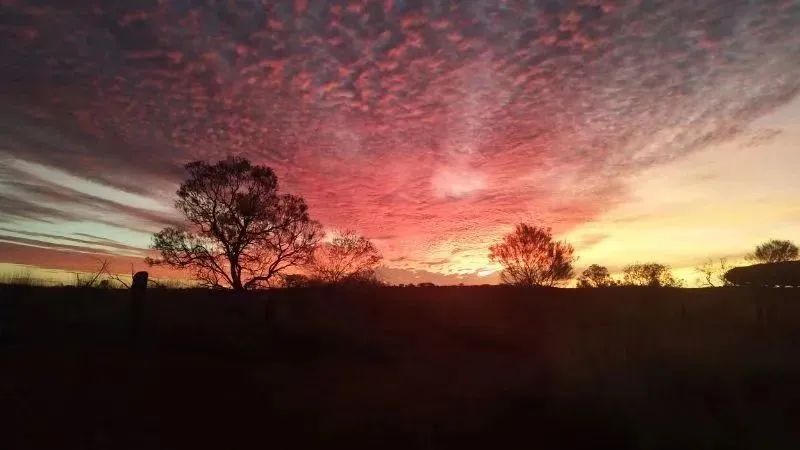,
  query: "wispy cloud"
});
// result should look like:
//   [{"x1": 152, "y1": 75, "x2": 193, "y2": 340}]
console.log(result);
[
  {"x1": 0, "y1": 157, "x2": 182, "y2": 232},
  {"x1": 0, "y1": 227, "x2": 145, "y2": 255}
]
